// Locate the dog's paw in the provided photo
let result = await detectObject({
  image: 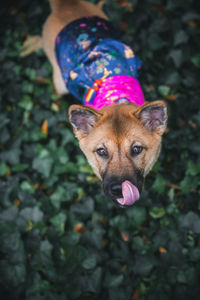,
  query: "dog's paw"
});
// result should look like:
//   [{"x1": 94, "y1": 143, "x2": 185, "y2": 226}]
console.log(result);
[{"x1": 20, "y1": 35, "x2": 42, "y2": 57}]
